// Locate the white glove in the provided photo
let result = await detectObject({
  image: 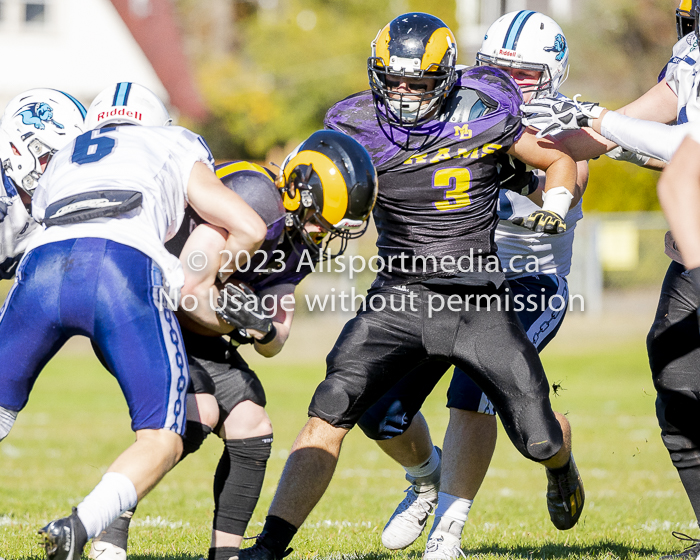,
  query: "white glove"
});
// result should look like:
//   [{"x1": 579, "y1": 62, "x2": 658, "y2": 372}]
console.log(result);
[
  {"x1": 604, "y1": 146, "x2": 651, "y2": 167},
  {"x1": 0, "y1": 196, "x2": 12, "y2": 223},
  {"x1": 521, "y1": 95, "x2": 605, "y2": 138}
]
